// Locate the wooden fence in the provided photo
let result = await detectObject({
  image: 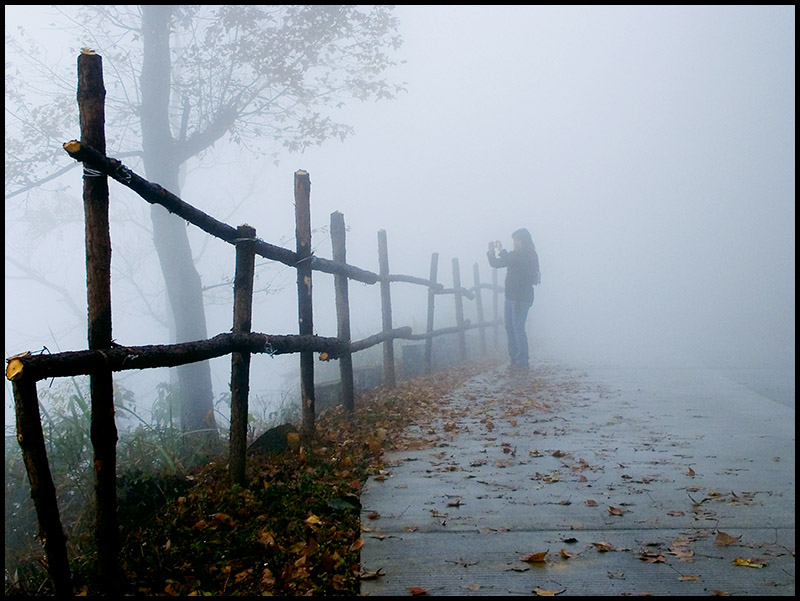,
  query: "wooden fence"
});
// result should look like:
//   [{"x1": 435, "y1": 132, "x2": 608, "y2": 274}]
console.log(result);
[{"x1": 6, "y1": 53, "x2": 504, "y2": 594}]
